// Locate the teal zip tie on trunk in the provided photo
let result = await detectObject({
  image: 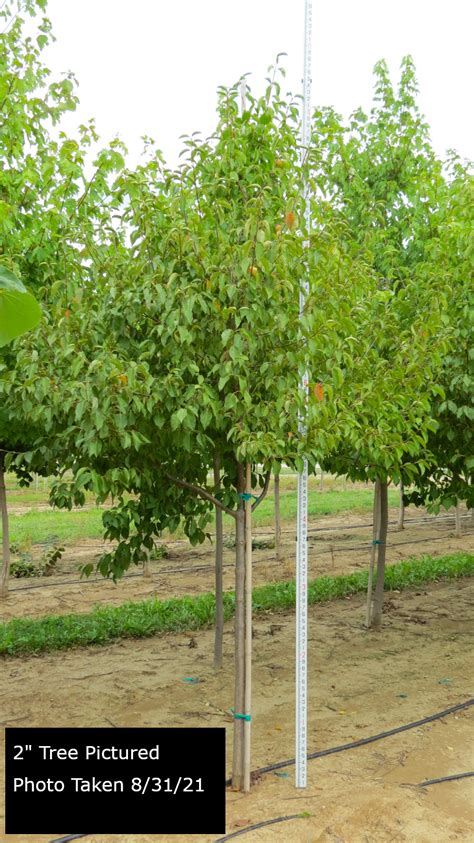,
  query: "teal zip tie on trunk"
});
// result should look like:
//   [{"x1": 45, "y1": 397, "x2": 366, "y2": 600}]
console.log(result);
[
  {"x1": 238, "y1": 492, "x2": 257, "y2": 502},
  {"x1": 230, "y1": 707, "x2": 251, "y2": 721}
]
